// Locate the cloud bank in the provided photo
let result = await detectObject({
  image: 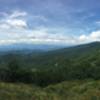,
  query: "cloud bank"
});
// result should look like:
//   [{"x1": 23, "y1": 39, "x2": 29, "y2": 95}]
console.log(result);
[{"x1": 0, "y1": 10, "x2": 100, "y2": 46}]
